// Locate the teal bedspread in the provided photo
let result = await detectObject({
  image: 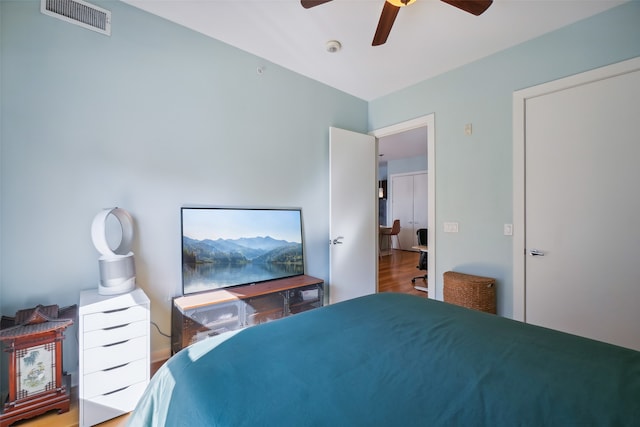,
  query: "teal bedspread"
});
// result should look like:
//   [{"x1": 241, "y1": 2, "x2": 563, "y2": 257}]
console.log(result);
[{"x1": 128, "y1": 293, "x2": 640, "y2": 426}]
